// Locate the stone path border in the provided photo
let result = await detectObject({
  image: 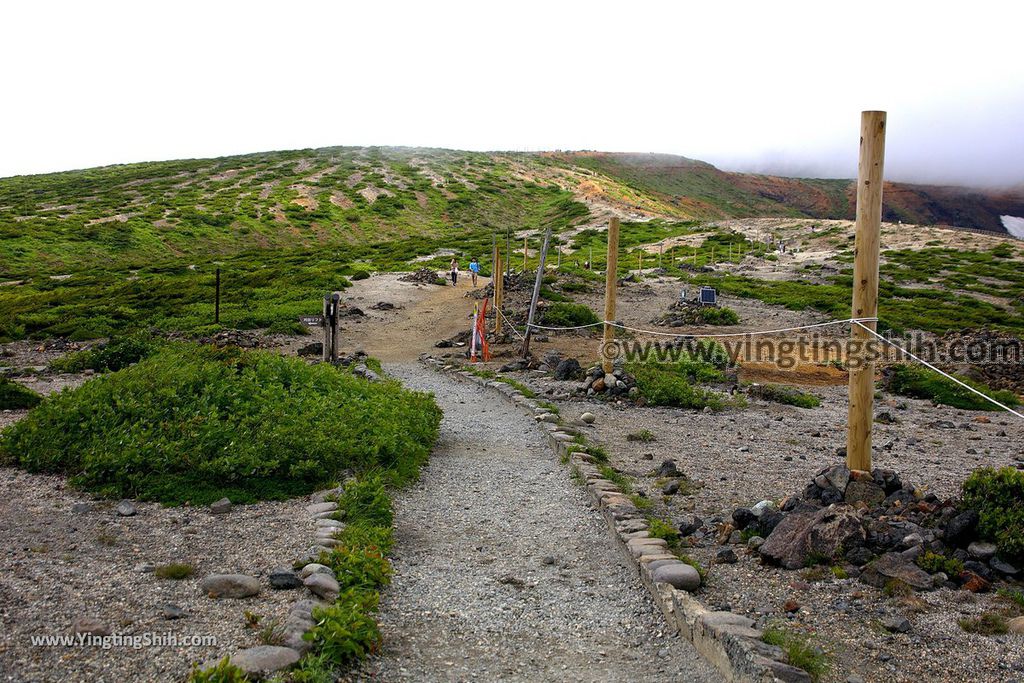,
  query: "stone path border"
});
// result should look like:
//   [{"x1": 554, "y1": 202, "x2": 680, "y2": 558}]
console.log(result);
[{"x1": 421, "y1": 354, "x2": 811, "y2": 683}]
